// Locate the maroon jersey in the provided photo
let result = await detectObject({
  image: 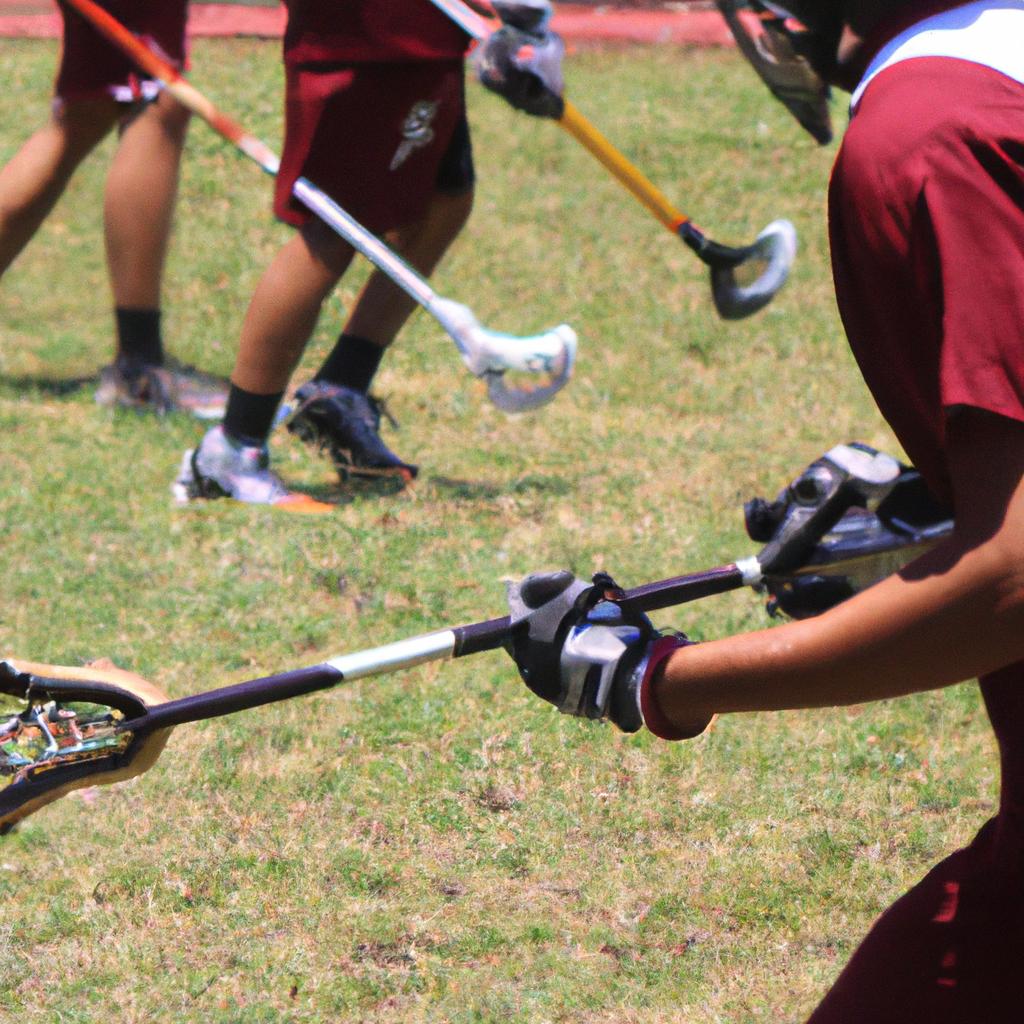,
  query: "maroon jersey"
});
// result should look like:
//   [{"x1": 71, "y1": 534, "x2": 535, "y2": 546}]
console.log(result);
[
  {"x1": 812, "y1": 49, "x2": 1024, "y2": 1024},
  {"x1": 283, "y1": 0, "x2": 470, "y2": 64},
  {"x1": 829, "y1": 58, "x2": 1024, "y2": 505}
]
